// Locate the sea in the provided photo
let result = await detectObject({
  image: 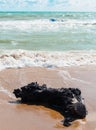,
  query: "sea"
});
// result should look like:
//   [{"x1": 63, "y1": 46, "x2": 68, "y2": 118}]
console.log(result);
[{"x1": 0, "y1": 11, "x2": 96, "y2": 69}]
